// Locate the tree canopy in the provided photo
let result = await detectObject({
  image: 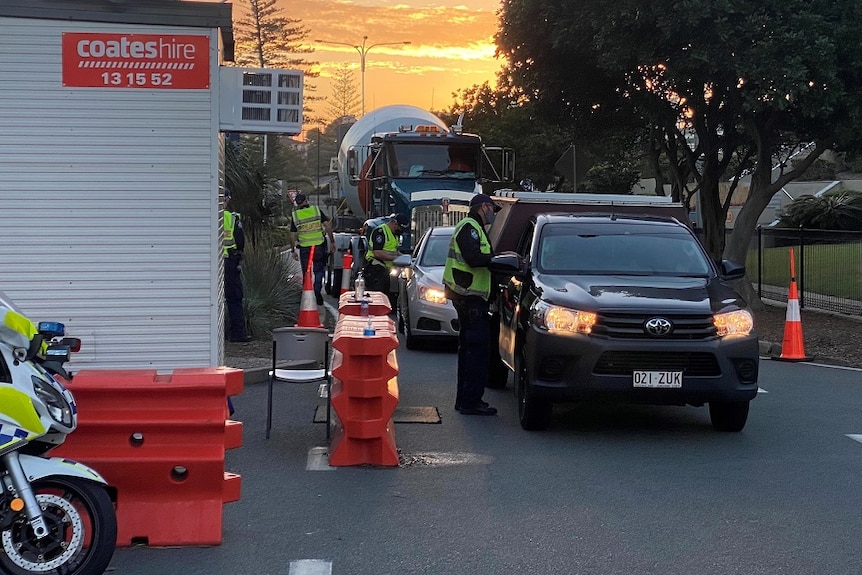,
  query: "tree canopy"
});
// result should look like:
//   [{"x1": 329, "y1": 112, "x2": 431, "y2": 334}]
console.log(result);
[{"x1": 496, "y1": 0, "x2": 862, "y2": 290}]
